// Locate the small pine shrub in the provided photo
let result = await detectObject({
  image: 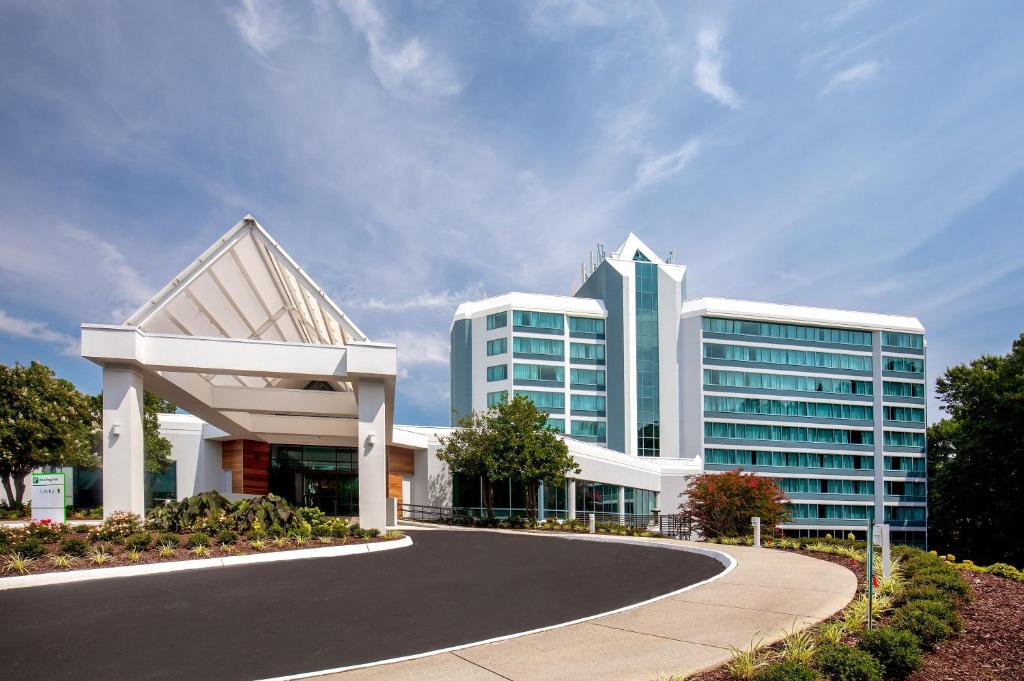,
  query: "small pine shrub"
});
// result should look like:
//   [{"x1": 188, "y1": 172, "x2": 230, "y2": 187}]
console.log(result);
[
  {"x1": 156, "y1": 532, "x2": 180, "y2": 548},
  {"x1": 59, "y1": 537, "x2": 89, "y2": 557},
  {"x1": 908, "y1": 571, "x2": 970, "y2": 600},
  {"x1": 123, "y1": 532, "x2": 153, "y2": 552},
  {"x1": 984, "y1": 562, "x2": 1023, "y2": 580},
  {"x1": 215, "y1": 529, "x2": 238, "y2": 545},
  {"x1": 857, "y1": 626, "x2": 922, "y2": 680},
  {"x1": 186, "y1": 532, "x2": 211, "y2": 548},
  {"x1": 890, "y1": 601, "x2": 959, "y2": 650},
  {"x1": 15, "y1": 537, "x2": 47, "y2": 559},
  {"x1": 814, "y1": 645, "x2": 882, "y2": 681},
  {"x1": 753, "y1": 661, "x2": 817, "y2": 681}
]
